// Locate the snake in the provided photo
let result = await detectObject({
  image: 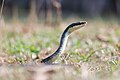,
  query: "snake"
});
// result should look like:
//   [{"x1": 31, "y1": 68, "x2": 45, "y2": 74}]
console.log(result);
[{"x1": 41, "y1": 21, "x2": 87, "y2": 63}]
